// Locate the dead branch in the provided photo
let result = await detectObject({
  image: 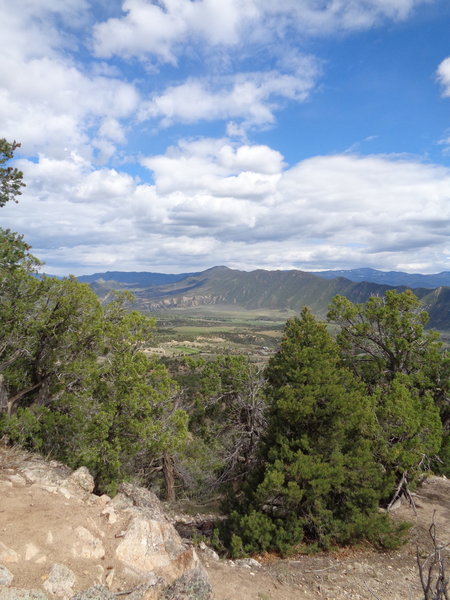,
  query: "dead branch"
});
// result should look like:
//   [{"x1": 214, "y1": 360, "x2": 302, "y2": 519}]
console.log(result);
[{"x1": 416, "y1": 511, "x2": 449, "y2": 600}]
